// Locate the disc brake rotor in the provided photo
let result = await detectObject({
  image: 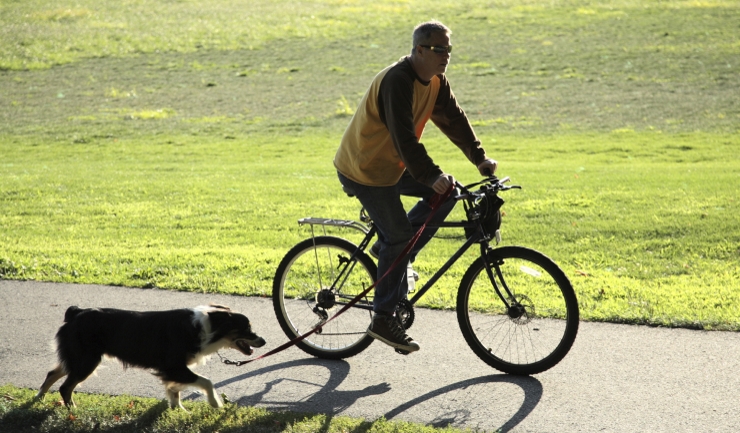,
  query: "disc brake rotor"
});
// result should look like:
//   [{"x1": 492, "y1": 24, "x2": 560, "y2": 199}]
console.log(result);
[{"x1": 507, "y1": 294, "x2": 534, "y2": 325}]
